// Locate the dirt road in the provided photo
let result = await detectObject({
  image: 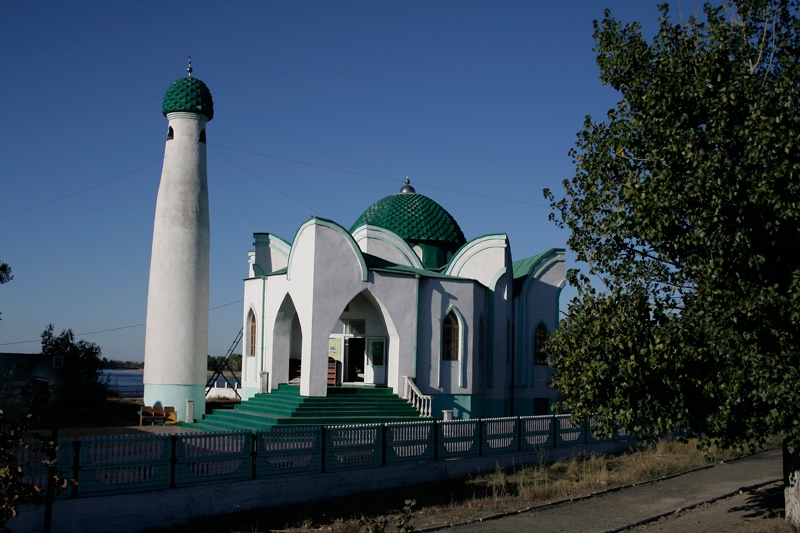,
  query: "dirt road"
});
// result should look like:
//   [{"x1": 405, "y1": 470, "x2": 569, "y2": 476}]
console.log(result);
[{"x1": 445, "y1": 448, "x2": 783, "y2": 533}]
